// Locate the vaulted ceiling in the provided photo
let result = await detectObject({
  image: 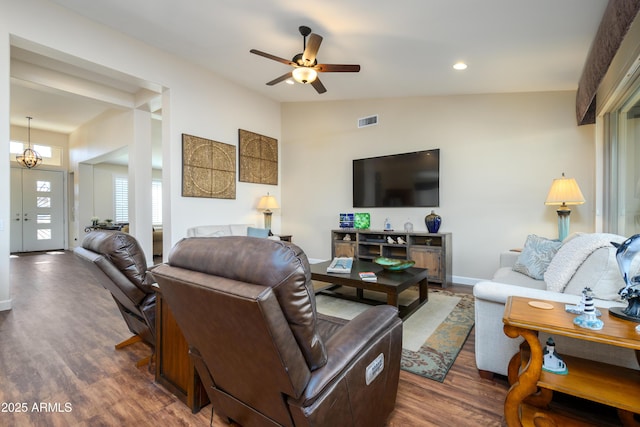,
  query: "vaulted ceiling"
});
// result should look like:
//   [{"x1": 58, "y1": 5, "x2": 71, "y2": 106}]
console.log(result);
[{"x1": 12, "y1": 0, "x2": 608, "y2": 134}]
